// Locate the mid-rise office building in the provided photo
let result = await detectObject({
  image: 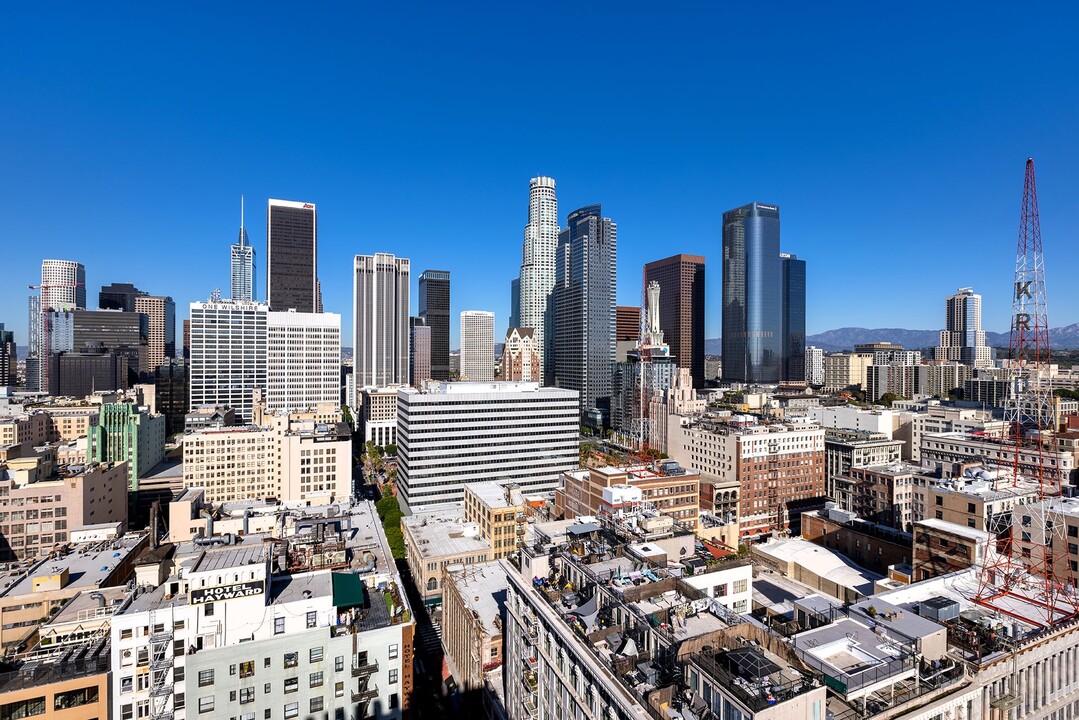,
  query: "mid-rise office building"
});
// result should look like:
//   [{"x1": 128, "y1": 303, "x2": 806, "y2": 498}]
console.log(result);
[
  {"x1": 353, "y1": 253, "x2": 410, "y2": 390},
  {"x1": 668, "y1": 417, "x2": 825, "y2": 538},
  {"x1": 183, "y1": 407, "x2": 351, "y2": 504},
  {"x1": 48, "y1": 346, "x2": 128, "y2": 397},
  {"x1": 821, "y1": 429, "x2": 905, "y2": 510},
  {"x1": 615, "y1": 304, "x2": 641, "y2": 362},
  {"x1": 722, "y1": 204, "x2": 805, "y2": 384},
  {"x1": 89, "y1": 401, "x2": 165, "y2": 491},
  {"x1": 231, "y1": 200, "x2": 256, "y2": 302},
  {"x1": 266, "y1": 198, "x2": 317, "y2": 312},
  {"x1": 644, "y1": 254, "x2": 705, "y2": 387},
  {"x1": 440, "y1": 561, "x2": 508, "y2": 698},
  {"x1": 266, "y1": 309, "x2": 341, "y2": 413},
  {"x1": 396, "y1": 382, "x2": 578, "y2": 510},
  {"x1": 934, "y1": 287, "x2": 992, "y2": 368},
  {"x1": 134, "y1": 294, "x2": 176, "y2": 372},
  {"x1": 463, "y1": 481, "x2": 528, "y2": 560},
  {"x1": 98, "y1": 282, "x2": 144, "y2": 312},
  {"x1": 551, "y1": 204, "x2": 617, "y2": 422},
  {"x1": 418, "y1": 269, "x2": 450, "y2": 380},
  {"x1": 556, "y1": 463, "x2": 701, "y2": 530},
  {"x1": 409, "y1": 316, "x2": 431, "y2": 387},
  {"x1": 460, "y1": 310, "x2": 495, "y2": 381},
  {"x1": 516, "y1": 176, "x2": 559, "y2": 381},
  {"x1": 359, "y1": 385, "x2": 413, "y2": 447},
  {"x1": 503, "y1": 327, "x2": 541, "y2": 382},
  {"x1": 189, "y1": 299, "x2": 267, "y2": 422},
  {"x1": 154, "y1": 359, "x2": 189, "y2": 436},
  {"x1": 922, "y1": 430, "x2": 1079, "y2": 489}
]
